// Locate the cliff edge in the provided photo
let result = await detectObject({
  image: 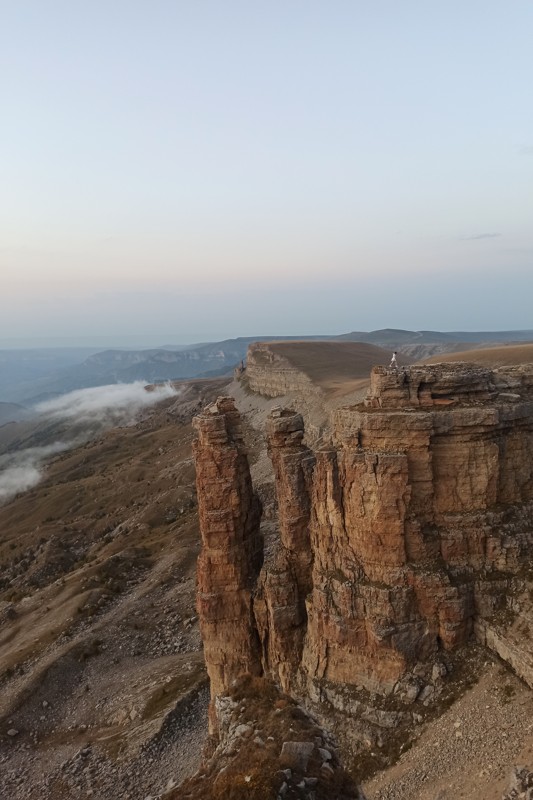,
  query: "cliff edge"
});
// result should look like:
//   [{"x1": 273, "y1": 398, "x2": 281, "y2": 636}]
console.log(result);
[{"x1": 193, "y1": 361, "x2": 533, "y2": 783}]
